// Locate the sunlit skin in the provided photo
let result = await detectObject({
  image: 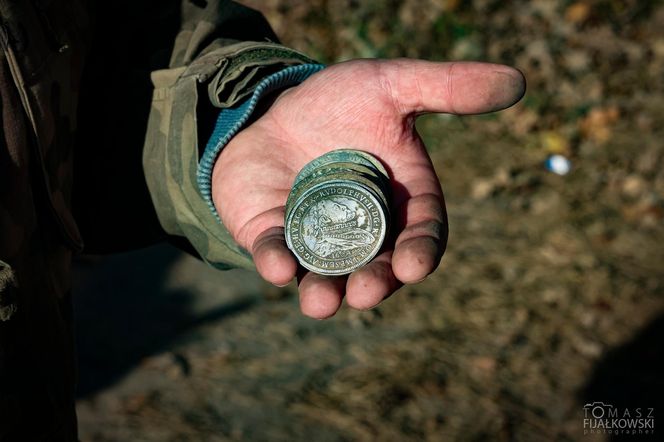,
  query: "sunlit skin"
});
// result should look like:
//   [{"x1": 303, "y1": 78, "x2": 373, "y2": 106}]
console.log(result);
[{"x1": 212, "y1": 59, "x2": 526, "y2": 319}]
